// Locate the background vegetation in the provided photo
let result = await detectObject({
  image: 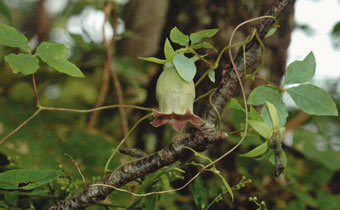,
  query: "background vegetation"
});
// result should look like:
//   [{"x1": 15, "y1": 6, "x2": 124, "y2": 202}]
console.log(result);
[{"x1": 0, "y1": 0, "x2": 339, "y2": 209}]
